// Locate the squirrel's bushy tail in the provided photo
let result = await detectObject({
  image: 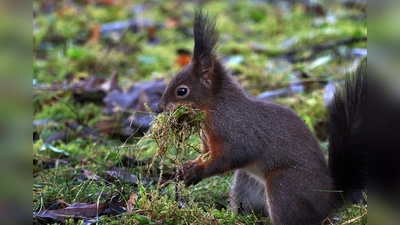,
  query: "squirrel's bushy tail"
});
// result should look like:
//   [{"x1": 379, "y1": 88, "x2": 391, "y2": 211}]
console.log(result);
[{"x1": 328, "y1": 60, "x2": 367, "y2": 204}]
